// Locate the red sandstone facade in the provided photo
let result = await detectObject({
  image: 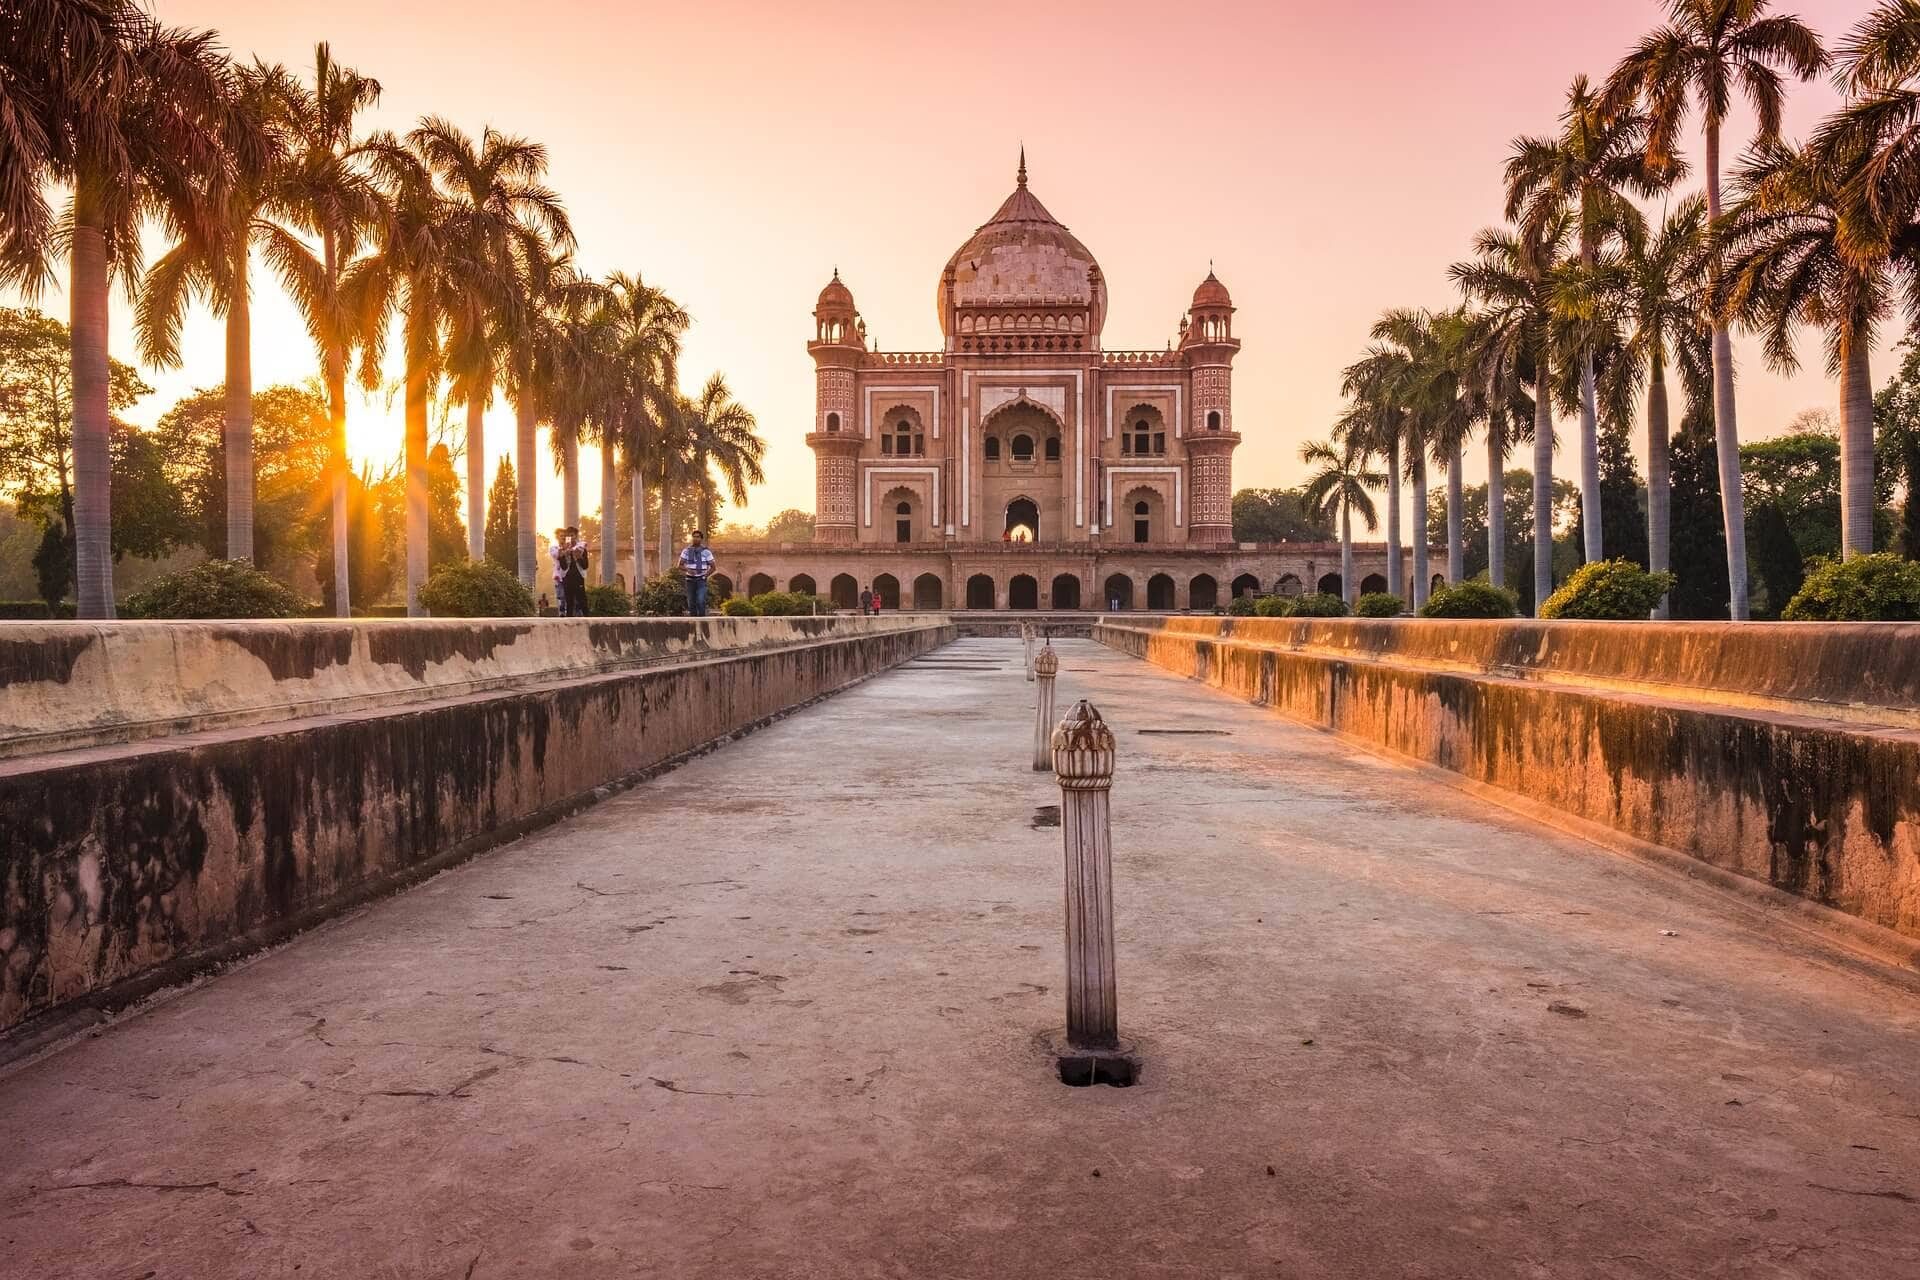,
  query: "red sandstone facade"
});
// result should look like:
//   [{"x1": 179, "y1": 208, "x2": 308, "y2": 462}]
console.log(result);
[{"x1": 711, "y1": 156, "x2": 1407, "y2": 610}]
